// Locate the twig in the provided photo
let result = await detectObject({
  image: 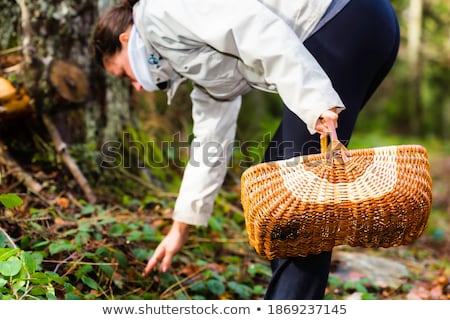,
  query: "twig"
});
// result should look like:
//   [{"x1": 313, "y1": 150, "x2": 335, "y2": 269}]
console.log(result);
[
  {"x1": 3, "y1": 63, "x2": 23, "y2": 75},
  {"x1": 53, "y1": 252, "x2": 78, "y2": 273},
  {"x1": 66, "y1": 192, "x2": 84, "y2": 209},
  {"x1": 172, "y1": 273, "x2": 192, "y2": 299},
  {"x1": 159, "y1": 265, "x2": 207, "y2": 299},
  {"x1": 0, "y1": 46, "x2": 23, "y2": 56},
  {"x1": 44, "y1": 259, "x2": 119, "y2": 268},
  {"x1": 0, "y1": 226, "x2": 18, "y2": 248},
  {"x1": 4, "y1": 179, "x2": 23, "y2": 194},
  {"x1": 0, "y1": 139, "x2": 43, "y2": 194},
  {"x1": 42, "y1": 114, "x2": 97, "y2": 204}
]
